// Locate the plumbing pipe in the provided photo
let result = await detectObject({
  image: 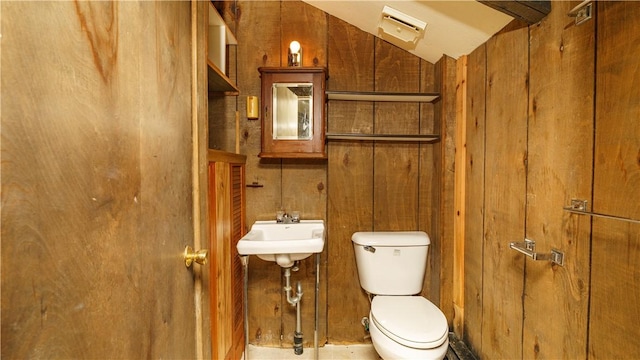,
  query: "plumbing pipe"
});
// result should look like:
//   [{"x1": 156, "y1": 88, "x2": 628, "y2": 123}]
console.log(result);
[
  {"x1": 293, "y1": 281, "x2": 303, "y2": 355},
  {"x1": 283, "y1": 268, "x2": 304, "y2": 355},
  {"x1": 283, "y1": 268, "x2": 302, "y2": 306}
]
